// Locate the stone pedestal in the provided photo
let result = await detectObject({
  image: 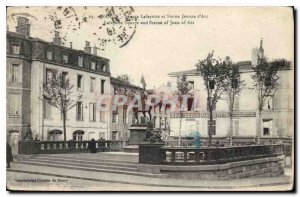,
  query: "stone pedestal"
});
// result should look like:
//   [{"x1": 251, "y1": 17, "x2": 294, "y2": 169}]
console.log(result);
[
  {"x1": 139, "y1": 143, "x2": 165, "y2": 164},
  {"x1": 128, "y1": 124, "x2": 148, "y2": 145}
]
